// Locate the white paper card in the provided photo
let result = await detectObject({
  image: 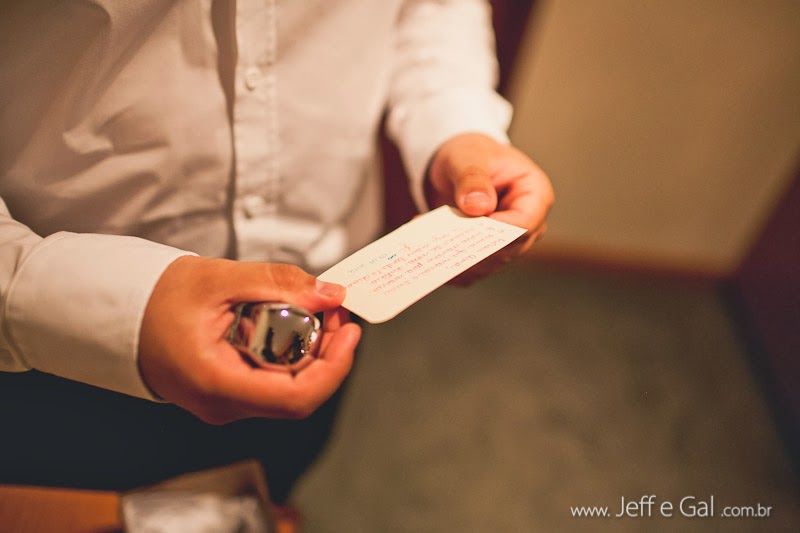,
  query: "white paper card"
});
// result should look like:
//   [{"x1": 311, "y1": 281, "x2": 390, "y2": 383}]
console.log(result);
[{"x1": 319, "y1": 205, "x2": 526, "y2": 323}]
